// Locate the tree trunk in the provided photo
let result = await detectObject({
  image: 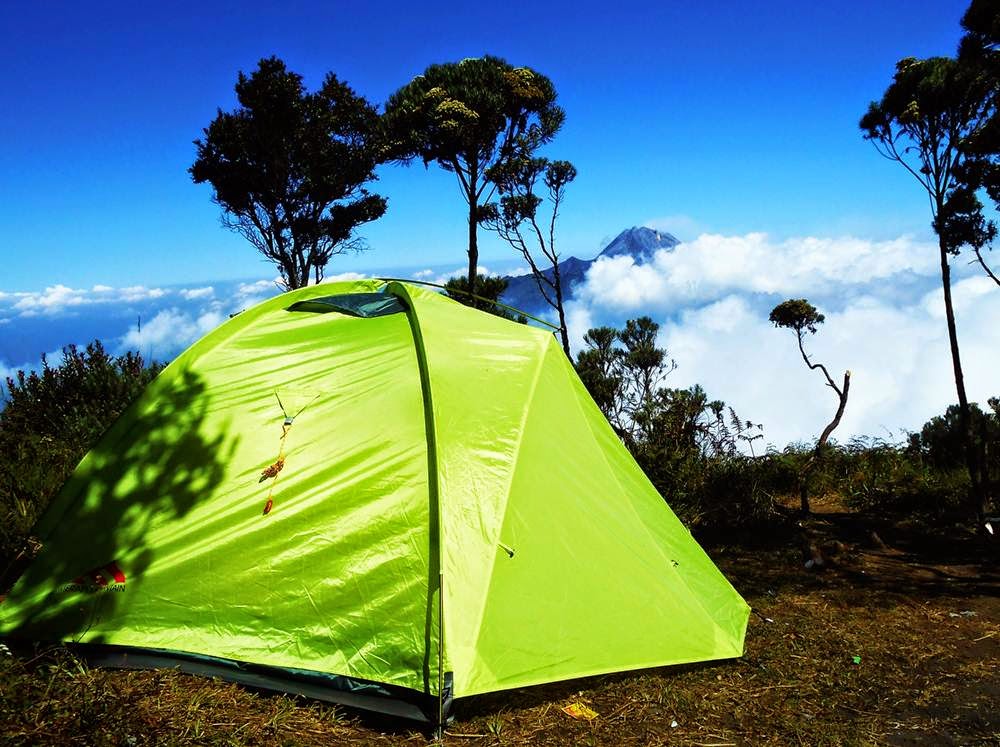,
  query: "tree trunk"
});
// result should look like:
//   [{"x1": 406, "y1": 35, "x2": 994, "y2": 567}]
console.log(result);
[
  {"x1": 800, "y1": 371, "x2": 851, "y2": 515},
  {"x1": 552, "y1": 260, "x2": 571, "y2": 357},
  {"x1": 465, "y1": 158, "x2": 480, "y2": 293},
  {"x1": 816, "y1": 371, "x2": 851, "y2": 451},
  {"x1": 467, "y1": 199, "x2": 478, "y2": 294},
  {"x1": 938, "y1": 234, "x2": 987, "y2": 527}
]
